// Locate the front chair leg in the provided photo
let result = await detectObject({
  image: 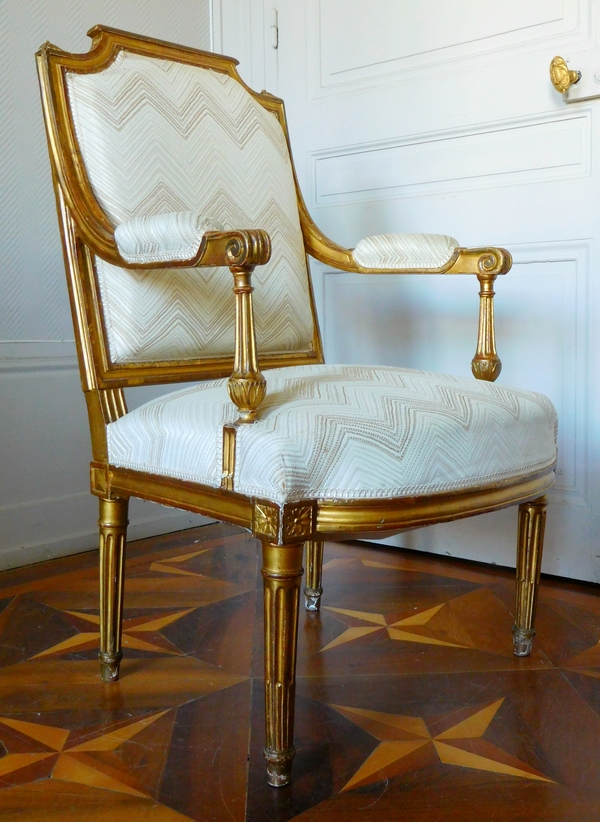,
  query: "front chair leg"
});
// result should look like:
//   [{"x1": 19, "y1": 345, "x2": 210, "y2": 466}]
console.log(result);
[
  {"x1": 261, "y1": 540, "x2": 304, "y2": 787},
  {"x1": 98, "y1": 497, "x2": 129, "y2": 682},
  {"x1": 304, "y1": 540, "x2": 324, "y2": 611},
  {"x1": 513, "y1": 495, "x2": 547, "y2": 657}
]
